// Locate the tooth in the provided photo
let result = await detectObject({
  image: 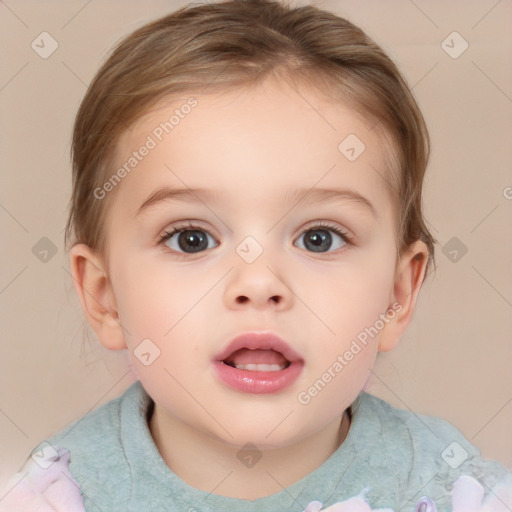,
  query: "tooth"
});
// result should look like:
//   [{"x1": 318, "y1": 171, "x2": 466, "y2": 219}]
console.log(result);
[{"x1": 233, "y1": 363, "x2": 285, "y2": 371}]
